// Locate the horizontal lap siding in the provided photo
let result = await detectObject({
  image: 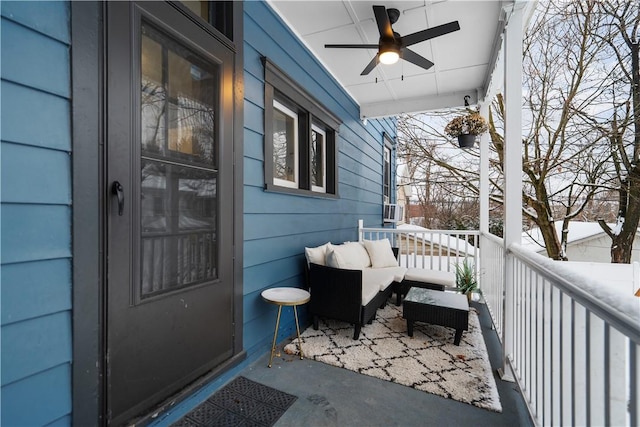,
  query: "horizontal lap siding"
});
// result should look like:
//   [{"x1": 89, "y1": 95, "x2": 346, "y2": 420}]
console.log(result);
[
  {"x1": 1, "y1": 2, "x2": 72, "y2": 426},
  {"x1": 242, "y1": 2, "x2": 395, "y2": 350}
]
